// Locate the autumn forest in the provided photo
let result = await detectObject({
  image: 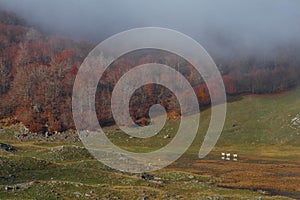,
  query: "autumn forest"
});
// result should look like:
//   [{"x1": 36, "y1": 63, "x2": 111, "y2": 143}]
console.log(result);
[{"x1": 0, "y1": 11, "x2": 299, "y2": 133}]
